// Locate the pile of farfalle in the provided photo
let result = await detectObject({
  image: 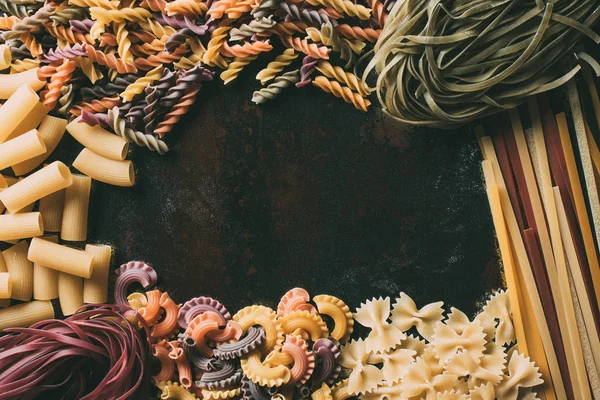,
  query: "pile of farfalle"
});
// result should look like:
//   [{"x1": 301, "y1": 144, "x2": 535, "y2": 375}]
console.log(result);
[{"x1": 335, "y1": 291, "x2": 544, "y2": 400}]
